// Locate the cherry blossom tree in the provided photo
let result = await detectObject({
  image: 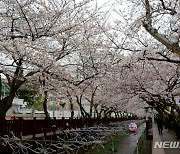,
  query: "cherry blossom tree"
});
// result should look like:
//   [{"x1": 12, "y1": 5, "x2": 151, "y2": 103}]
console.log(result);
[
  {"x1": 0, "y1": 0, "x2": 110, "y2": 117},
  {"x1": 58, "y1": 45, "x2": 119, "y2": 119}
]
